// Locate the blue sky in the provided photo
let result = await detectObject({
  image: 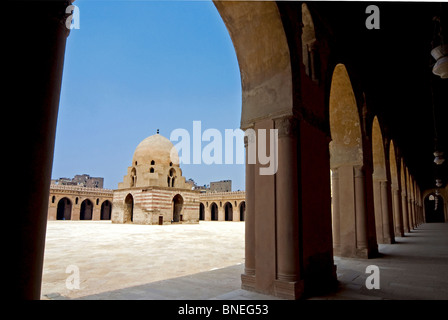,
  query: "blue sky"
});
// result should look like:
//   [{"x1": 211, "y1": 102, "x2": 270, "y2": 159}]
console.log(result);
[{"x1": 52, "y1": 0, "x2": 245, "y2": 190}]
